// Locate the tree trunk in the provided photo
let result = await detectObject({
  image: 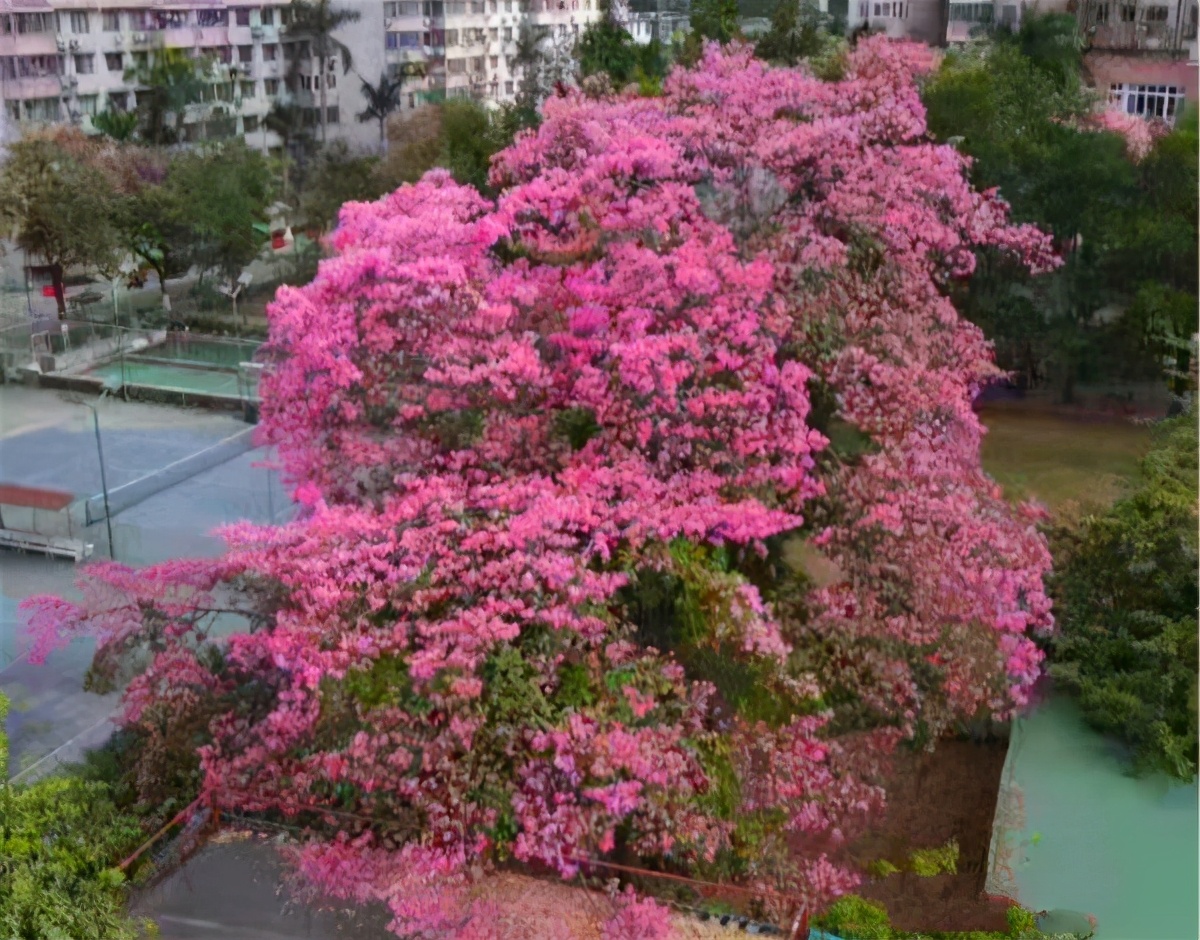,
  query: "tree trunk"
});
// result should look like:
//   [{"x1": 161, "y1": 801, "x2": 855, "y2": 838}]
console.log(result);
[
  {"x1": 379, "y1": 116, "x2": 387, "y2": 154},
  {"x1": 319, "y1": 54, "x2": 328, "y2": 143},
  {"x1": 51, "y1": 262, "x2": 66, "y2": 318}
]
